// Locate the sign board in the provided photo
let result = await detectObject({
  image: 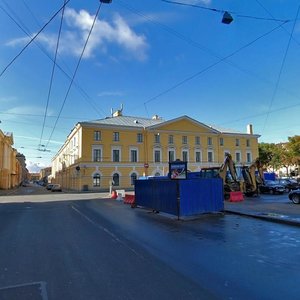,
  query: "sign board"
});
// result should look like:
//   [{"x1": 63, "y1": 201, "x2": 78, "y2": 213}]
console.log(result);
[{"x1": 169, "y1": 161, "x2": 187, "y2": 180}]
